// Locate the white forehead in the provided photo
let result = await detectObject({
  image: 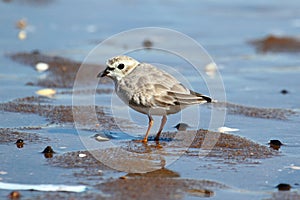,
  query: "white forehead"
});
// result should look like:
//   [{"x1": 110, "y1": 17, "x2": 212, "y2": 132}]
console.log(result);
[{"x1": 106, "y1": 55, "x2": 139, "y2": 66}]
